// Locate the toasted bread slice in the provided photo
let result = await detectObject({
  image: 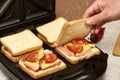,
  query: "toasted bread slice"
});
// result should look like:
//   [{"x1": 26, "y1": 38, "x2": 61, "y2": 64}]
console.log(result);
[
  {"x1": 19, "y1": 49, "x2": 66, "y2": 79},
  {"x1": 37, "y1": 34, "x2": 56, "y2": 47},
  {"x1": 19, "y1": 58, "x2": 66, "y2": 79},
  {"x1": 0, "y1": 29, "x2": 43, "y2": 56},
  {"x1": 36, "y1": 17, "x2": 67, "y2": 44},
  {"x1": 1, "y1": 46, "x2": 27, "y2": 62},
  {"x1": 56, "y1": 18, "x2": 92, "y2": 46},
  {"x1": 36, "y1": 18, "x2": 91, "y2": 47},
  {"x1": 56, "y1": 46, "x2": 100, "y2": 64}
]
